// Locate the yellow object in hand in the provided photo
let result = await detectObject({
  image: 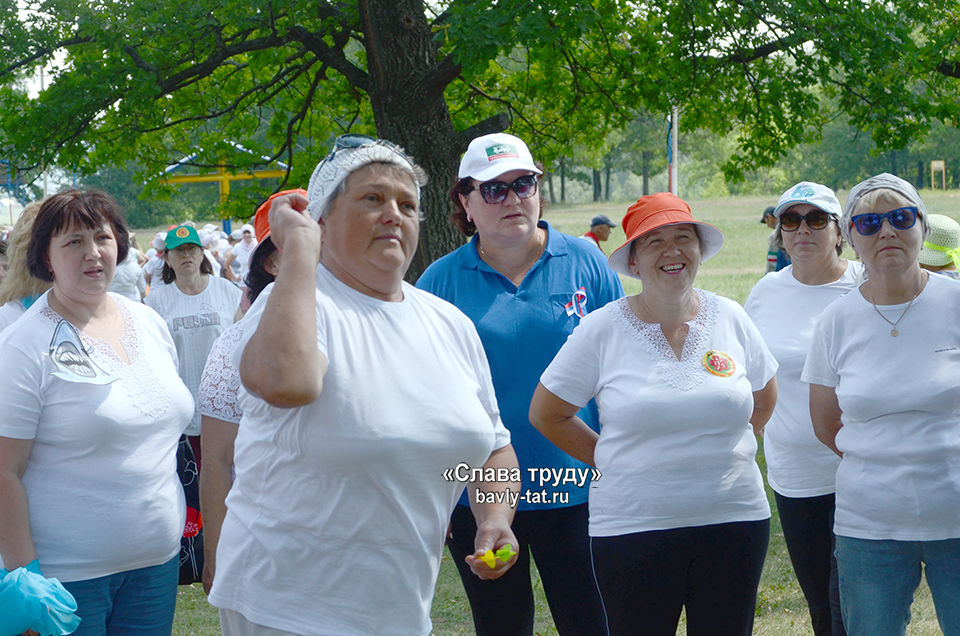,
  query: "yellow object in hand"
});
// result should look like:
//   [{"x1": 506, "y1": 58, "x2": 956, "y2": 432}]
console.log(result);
[{"x1": 480, "y1": 544, "x2": 517, "y2": 568}]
